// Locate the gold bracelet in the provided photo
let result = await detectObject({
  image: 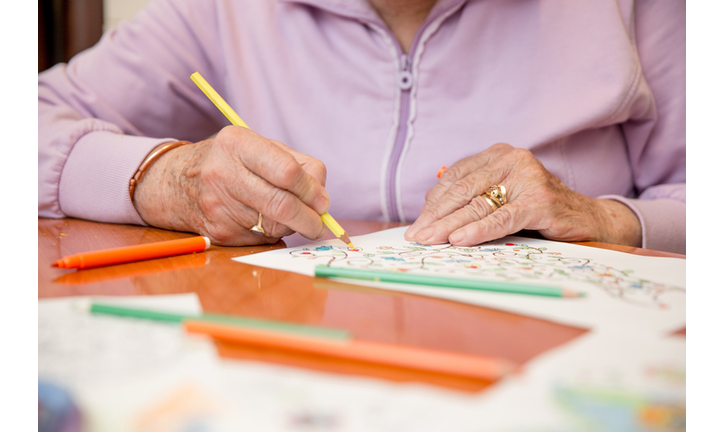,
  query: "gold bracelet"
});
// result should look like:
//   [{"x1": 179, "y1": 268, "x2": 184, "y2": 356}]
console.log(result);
[{"x1": 129, "y1": 140, "x2": 191, "y2": 202}]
